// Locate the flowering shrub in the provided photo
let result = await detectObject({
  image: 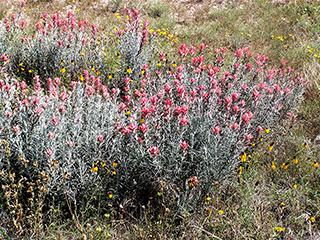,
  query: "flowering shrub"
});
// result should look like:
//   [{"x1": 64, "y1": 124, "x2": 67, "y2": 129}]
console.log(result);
[
  {"x1": 1, "y1": 9, "x2": 111, "y2": 86},
  {"x1": 0, "y1": 5, "x2": 307, "y2": 226}
]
